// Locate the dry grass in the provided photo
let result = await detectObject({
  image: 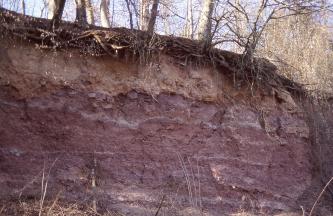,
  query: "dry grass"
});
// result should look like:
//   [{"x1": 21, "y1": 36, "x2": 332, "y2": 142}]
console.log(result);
[
  {"x1": 0, "y1": 200, "x2": 124, "y2": 216},
  {"x1": 309, "y1": 177, "x2": 333, "y2": 216}
]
